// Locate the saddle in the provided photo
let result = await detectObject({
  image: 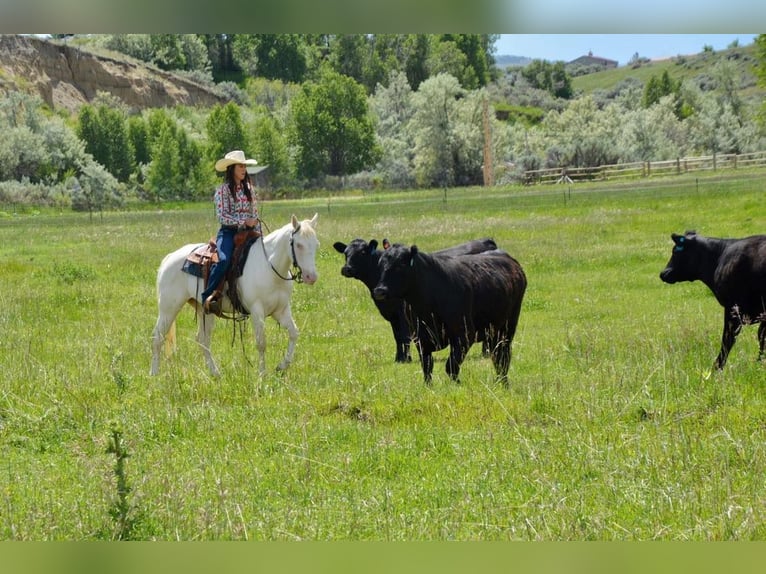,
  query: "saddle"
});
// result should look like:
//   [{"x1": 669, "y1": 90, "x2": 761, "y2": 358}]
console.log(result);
[{"x1": 182, "y1": 229, "x2": 262, "y2": 316}]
